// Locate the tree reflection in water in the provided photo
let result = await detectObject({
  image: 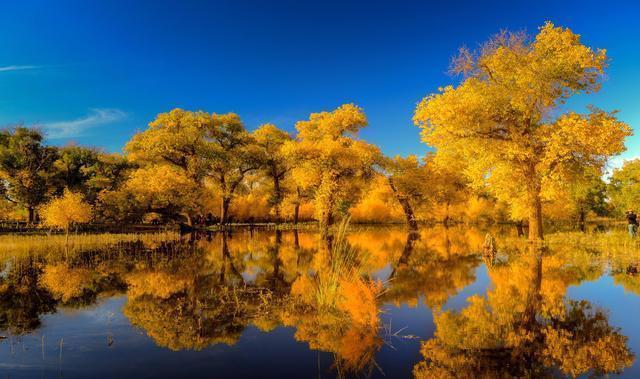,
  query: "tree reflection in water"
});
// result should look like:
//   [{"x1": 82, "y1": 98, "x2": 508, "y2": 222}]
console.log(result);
[
  {"x1": 0, "y1": 227, "x2": 636, "y2": 378},
  {"x1": 414, "y1": 244, "x2": 634, "y2": 378}
]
